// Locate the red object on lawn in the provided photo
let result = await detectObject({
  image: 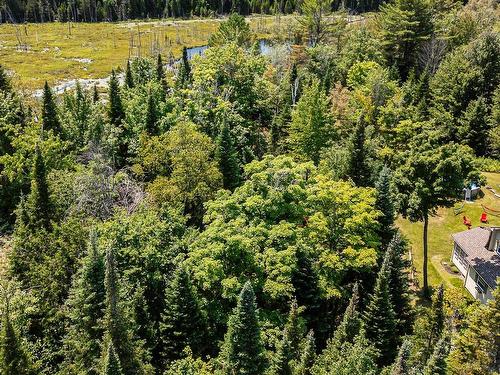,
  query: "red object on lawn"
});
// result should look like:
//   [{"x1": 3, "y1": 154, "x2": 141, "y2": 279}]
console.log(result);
[
  {"x1": 463, "y1": 216, "x2": 471, "y2": 228},
  {"x1": 480, "y1": 212, "x2": 488, "y2": 223}
]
